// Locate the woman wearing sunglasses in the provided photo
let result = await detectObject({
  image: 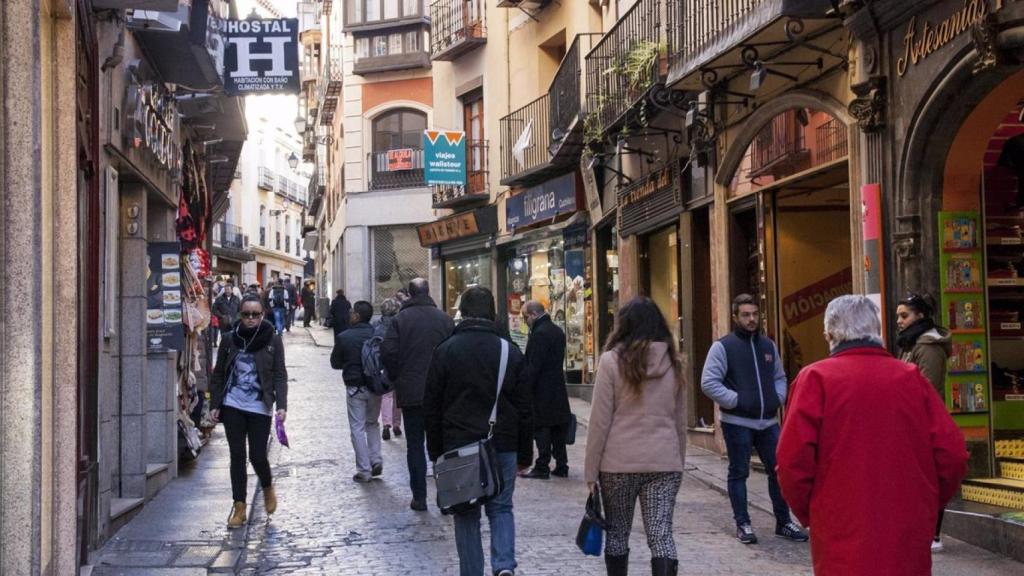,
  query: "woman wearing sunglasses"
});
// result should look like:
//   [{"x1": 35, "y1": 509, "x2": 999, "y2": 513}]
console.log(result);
[{"x1": 210, "y1": 293, "x2": 289, "y2": 528}]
